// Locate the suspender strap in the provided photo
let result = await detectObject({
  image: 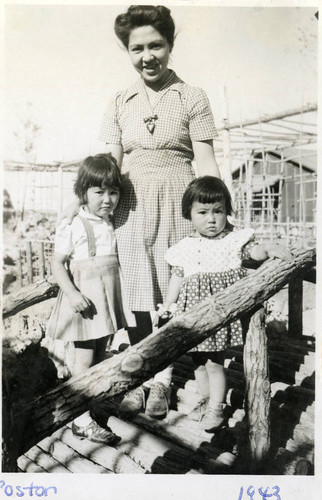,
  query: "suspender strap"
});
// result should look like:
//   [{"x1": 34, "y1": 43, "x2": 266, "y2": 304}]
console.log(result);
[{"x1": 77, "y1": 215, "x2": 97, "y2": 257}]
